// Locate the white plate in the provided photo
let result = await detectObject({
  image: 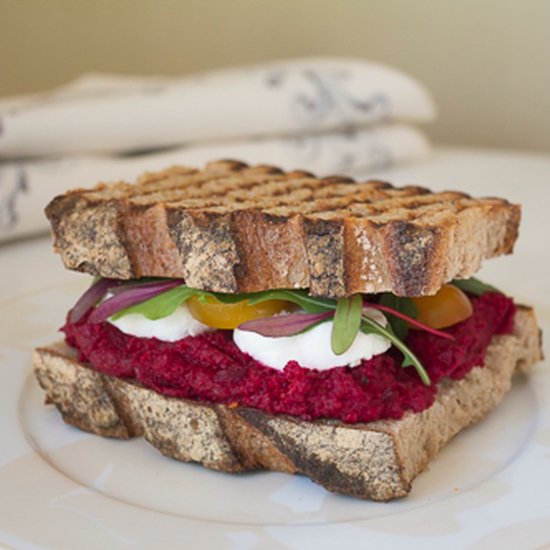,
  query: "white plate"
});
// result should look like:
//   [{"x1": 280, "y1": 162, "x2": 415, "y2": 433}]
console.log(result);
[{"x1": 1, "y1": 147, "x2": 550, "y2": 549}]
